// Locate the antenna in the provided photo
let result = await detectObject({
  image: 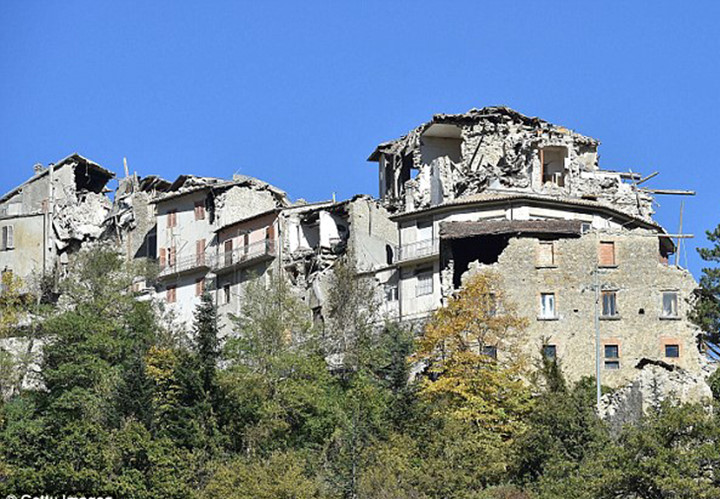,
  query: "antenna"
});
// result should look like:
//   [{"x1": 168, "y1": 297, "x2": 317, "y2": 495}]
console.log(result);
[
  {"x1": 123, "y1": 157, "x2": 130, "y2": 177},
  {"x1": 675, "y1": 200, "x2": 684, "y2": 267}
]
